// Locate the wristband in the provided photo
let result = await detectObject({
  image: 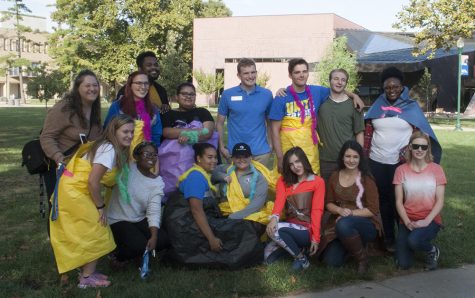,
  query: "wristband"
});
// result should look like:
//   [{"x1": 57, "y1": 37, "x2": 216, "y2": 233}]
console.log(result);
[{"x1": 96, "y1": 203, "x2": 106, "y2": 210}]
